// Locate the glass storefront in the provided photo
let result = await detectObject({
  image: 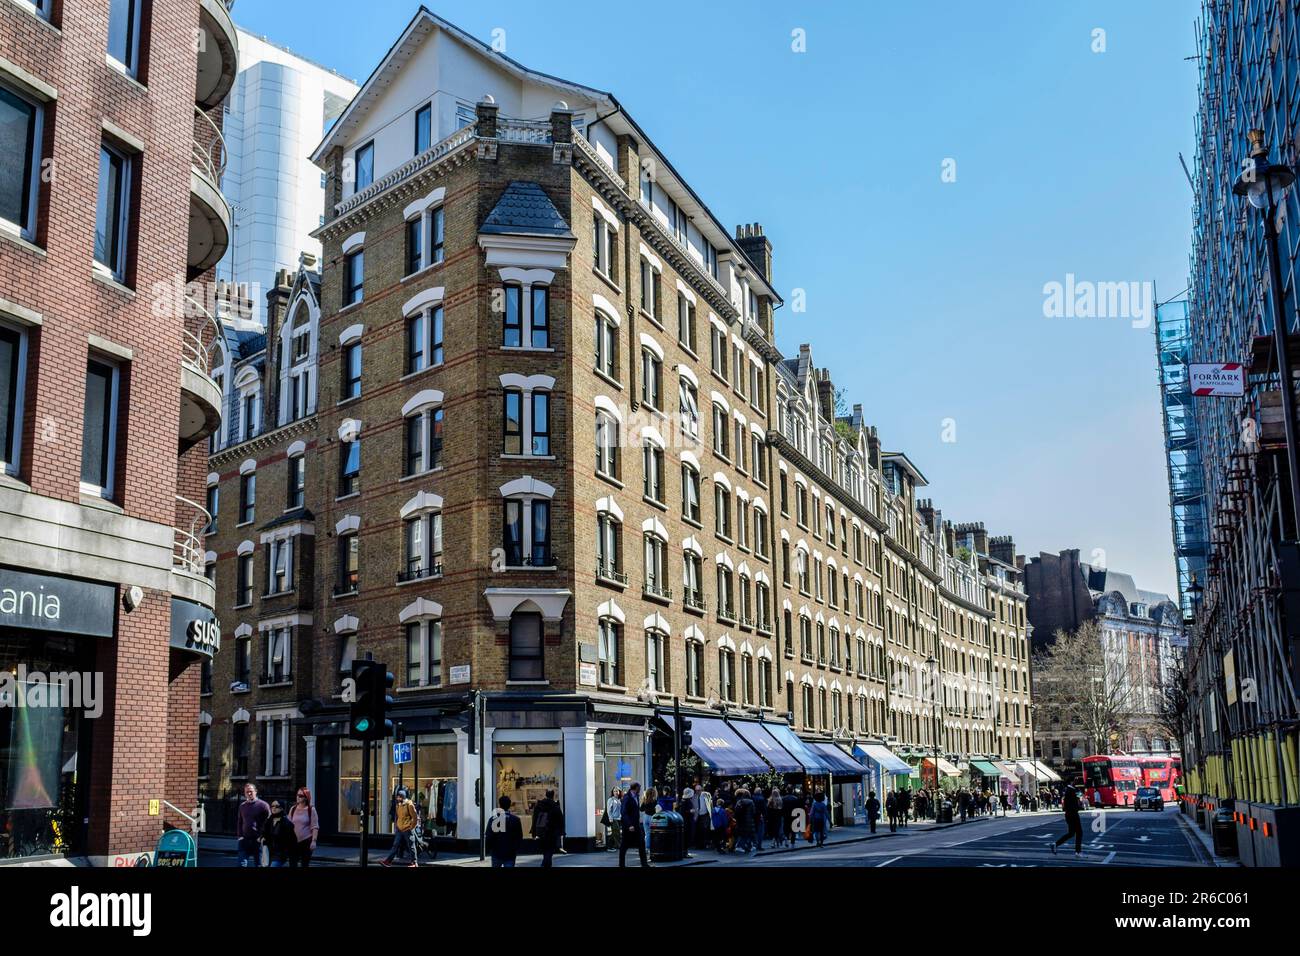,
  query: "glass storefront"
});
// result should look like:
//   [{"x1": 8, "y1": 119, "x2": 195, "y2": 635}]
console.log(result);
[
  {"x1": 0, "y1": 631, "x2": 94, "y2": 860},
  {"x1": 385, "y1": 736, "x2": 457, "y2": 837},
  {"x1": 593, "y1": 729, "x2": 645, "y2": 848},
  {"x1": 494, "y1": 740, "x2": 562, "y2": 836},
  {"x1": 337, "y1": 739, "x2": 377, "y2": 835}
]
